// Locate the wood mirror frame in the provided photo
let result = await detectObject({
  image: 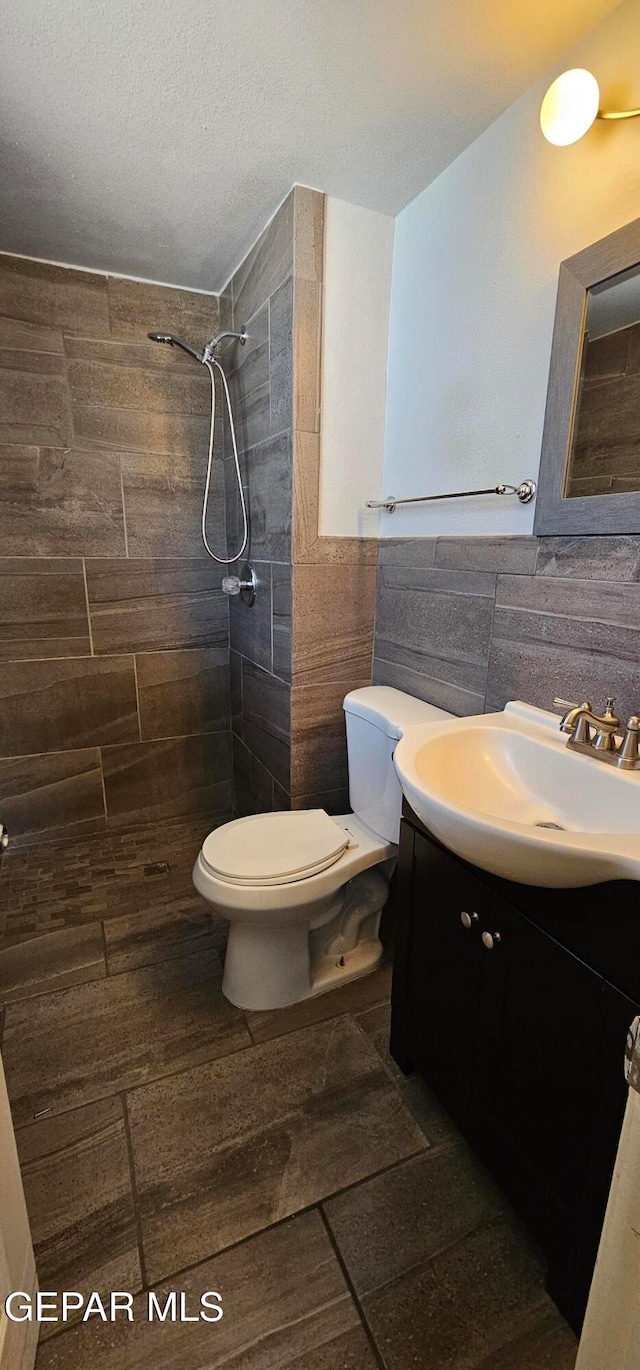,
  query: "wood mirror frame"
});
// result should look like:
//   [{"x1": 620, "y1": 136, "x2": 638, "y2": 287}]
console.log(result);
[{"x1": 535, "y1": 214, "x2": 640, "y2": 535}]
